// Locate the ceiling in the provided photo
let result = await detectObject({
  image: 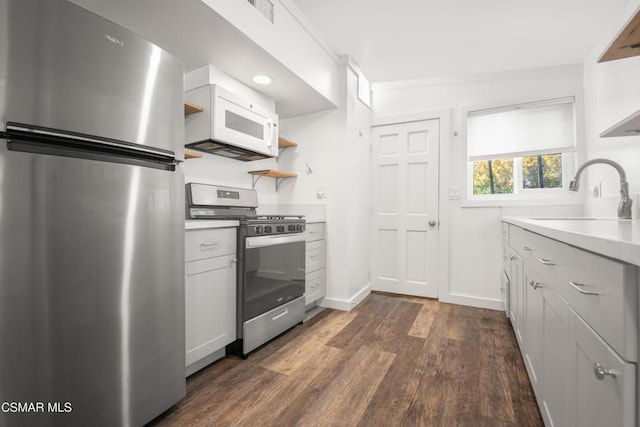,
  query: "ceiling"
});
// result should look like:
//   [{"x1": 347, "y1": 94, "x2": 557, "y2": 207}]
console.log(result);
[
  {"x1": 69, "y1": 0, "x2": 336, "y2": 118},
  {"x1": 291, "y1": 0, "x2": 630, "y2": 83}
]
